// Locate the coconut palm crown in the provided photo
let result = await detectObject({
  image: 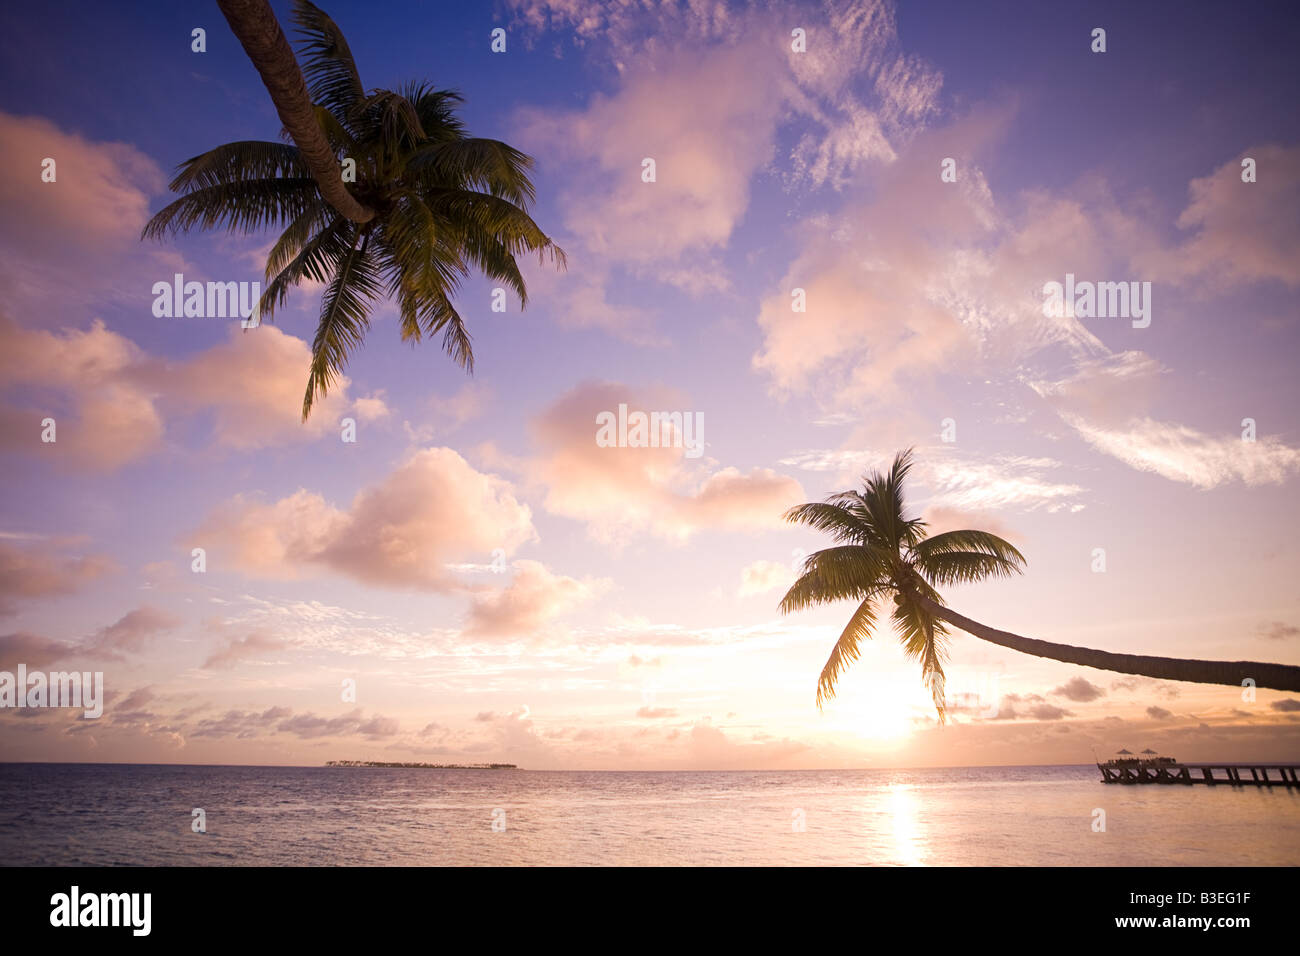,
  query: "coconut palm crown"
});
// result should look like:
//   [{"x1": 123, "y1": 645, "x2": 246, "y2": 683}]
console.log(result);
[
  {"x1": 782, "y1": 448, "x2": 1300, "y2": 718},
  {"x1": 144, "y1": 0, "x2": 564, "y2": 418},
  {"x1": 780, "y1": 449, "x2": 1025, "y2": 718}
]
